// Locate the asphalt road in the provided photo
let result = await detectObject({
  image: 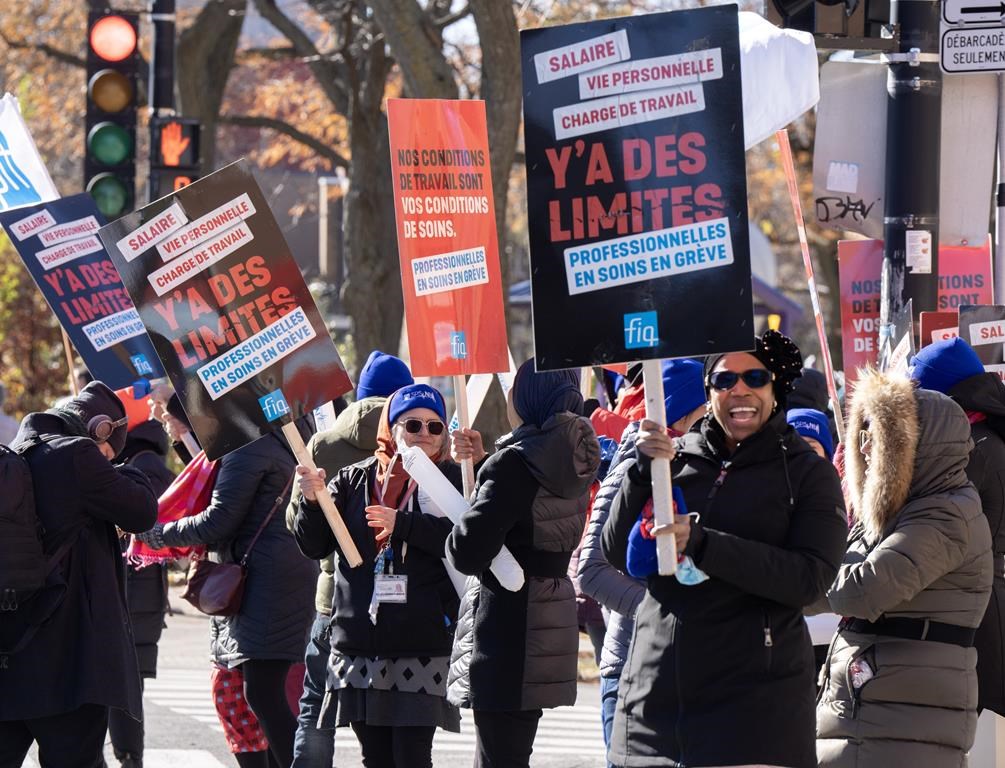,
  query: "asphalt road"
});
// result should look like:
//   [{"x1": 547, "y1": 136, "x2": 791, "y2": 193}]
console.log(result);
[{"x1": 24, "y1": 592, "x2": 608, "y2": 768}]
